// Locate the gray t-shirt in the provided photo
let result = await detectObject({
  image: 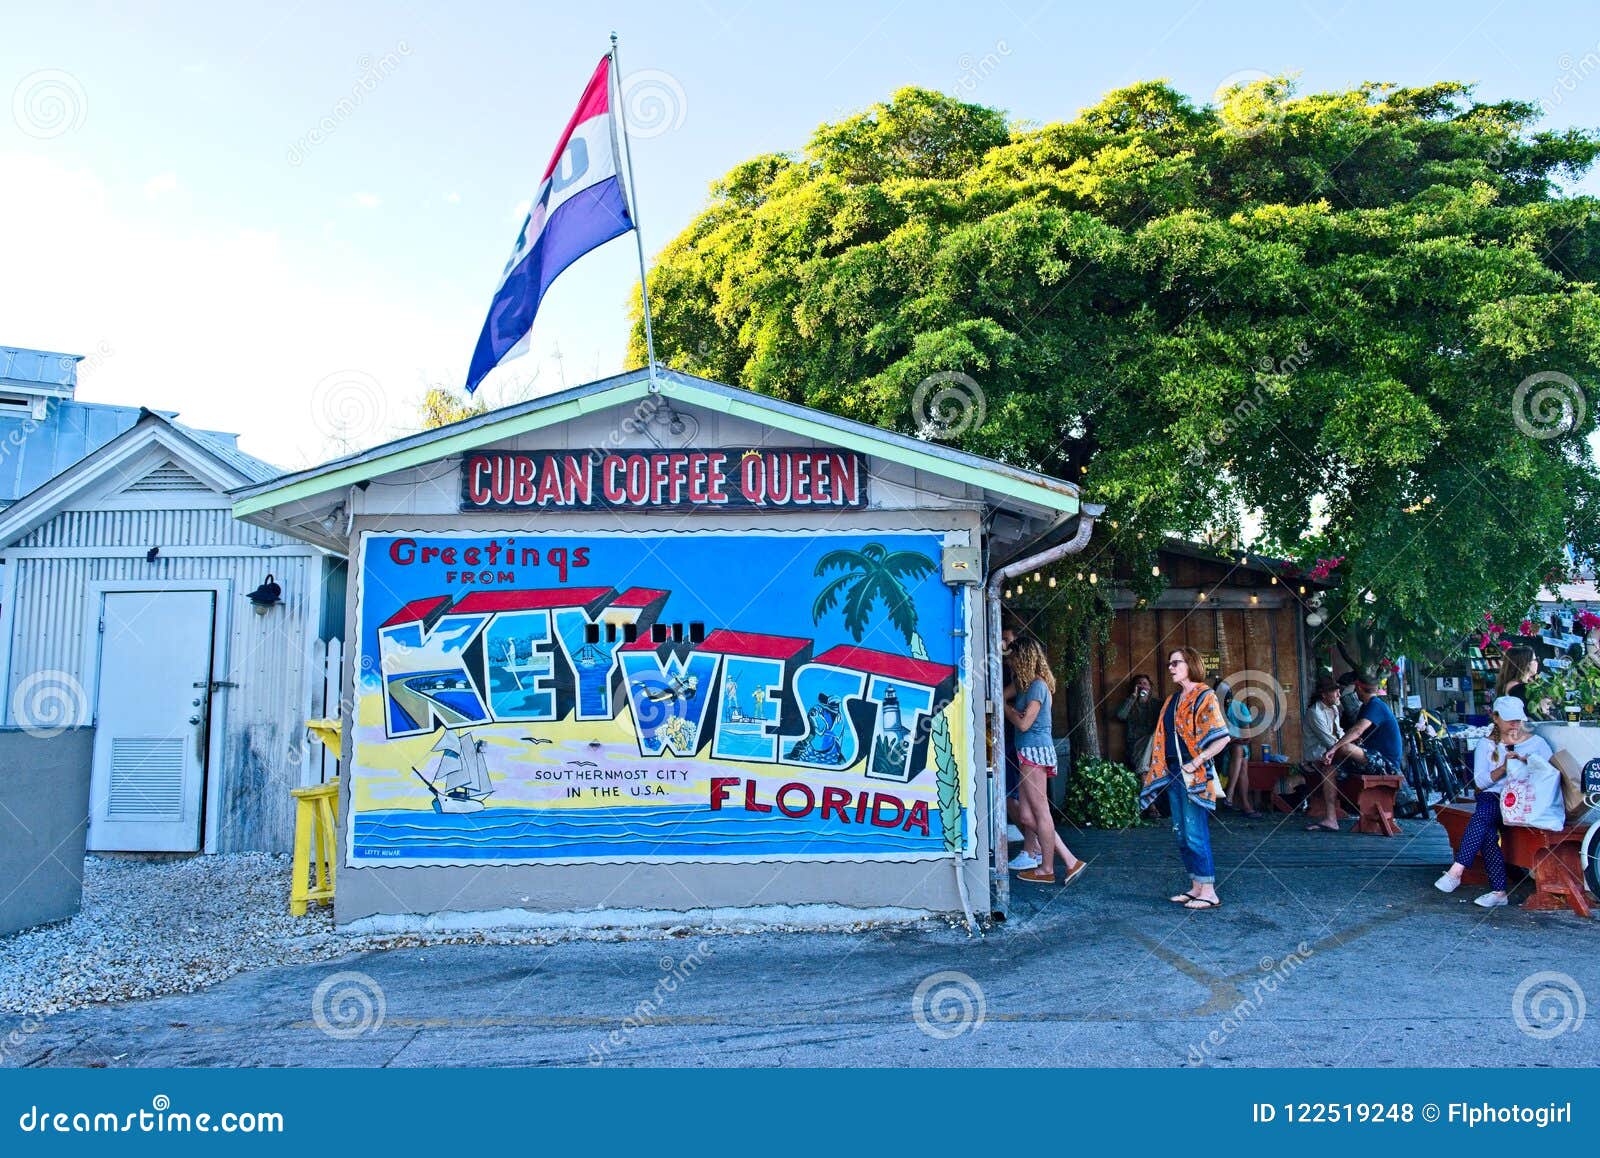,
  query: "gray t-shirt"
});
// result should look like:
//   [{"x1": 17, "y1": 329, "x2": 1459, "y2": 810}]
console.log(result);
[{"x1": 1015, "y1": 678, "x2": 1056, "y2": 766}]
